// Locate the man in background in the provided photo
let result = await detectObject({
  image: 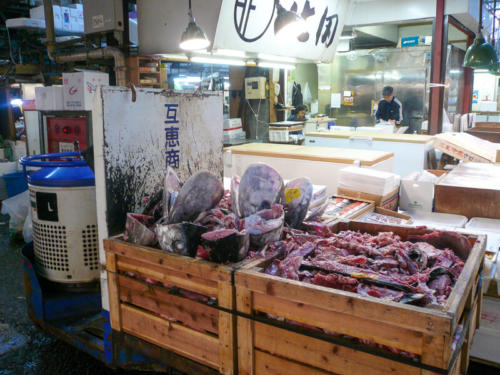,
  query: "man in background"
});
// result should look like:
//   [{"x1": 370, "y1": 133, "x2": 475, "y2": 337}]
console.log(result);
[
  {"x1": 375, "y1": 86, "x2": 403, "y2": 125},
  {"x1": 288, "y1": 104, "x2": 308, "y2": 121}
]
